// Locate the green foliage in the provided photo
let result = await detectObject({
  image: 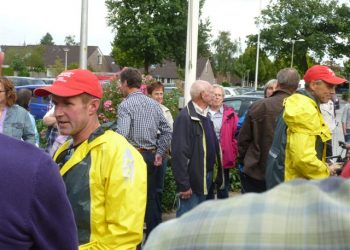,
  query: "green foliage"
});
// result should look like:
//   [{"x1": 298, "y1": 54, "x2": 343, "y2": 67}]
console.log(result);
[
  {"x1": 64, "y1": 35, "x2": 78, "y2": 46},
  {"x1": 68, "y1": 63, "x2": 79, "y2": 70},
  {"x1": 51, "y1": 57, "x2": 65, "y2": 76},
  {"x1": 163, "y1": 88, "x2": 182, "y2": 120},
  {"x1": 11, "y1": 56, "x2": 27, "y2": 73},
  {"x1": 4, "y1": 46, "x2": 45, "y2": 74},
  {"x1": 162, "y1": 163, "x2": 177, "y2": 212},
  {"x1": 212, "y1": 31, "x2": 238, "y2": 77},
  {"x1": 98, "y1": 80, "x2": 123, "y2": 123},
  {"x1": 234, "y1": 45, "x2": 276, "y2": 85},
  {"x1": 35, "y1": 119, "x2": 48, "y2": 148},
  {"x1": 259, "y1": 0, "x2": 350, "y2": 72},
  {"x1": 106, "y1": 0, "x2": 211, "y2": 72},
  {"x1": 2, "y1": 67, "x2": 13, "y2": 76},
  {"x1": 221, "y1": 81, "x2": 230, "y2": 87},
  {"x1": 229, "y1": 168, "x2": 241, "y2": 192},
  {"x1": 40, "y1": 32, "x2": 54, "y2": 45}
]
